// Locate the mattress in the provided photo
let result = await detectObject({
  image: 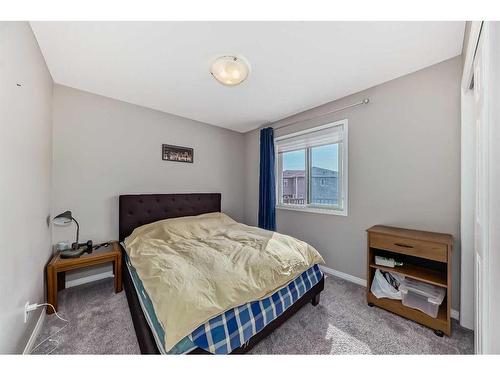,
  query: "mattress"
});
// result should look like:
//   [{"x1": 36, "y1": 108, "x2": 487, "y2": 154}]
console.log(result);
[
  {"x1": 124, "y1": 250, "x2": 196, "y2": 354},
  {"x1": 189, "y1": 264, "x2": 323, "y2": 354},
  {"x1": 123, "y1": 245, "x2": 323, "y2": 354},
  {"x1": 124, "y1": 212, "x2": 324, "y2": 350}
]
